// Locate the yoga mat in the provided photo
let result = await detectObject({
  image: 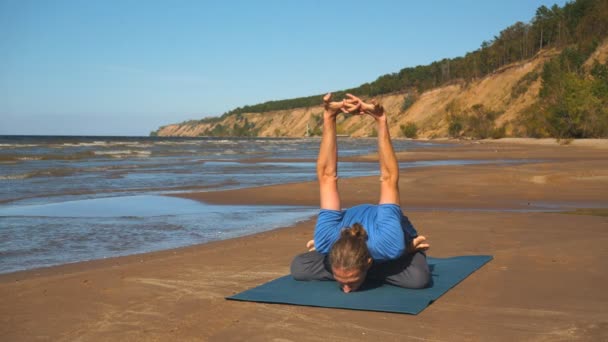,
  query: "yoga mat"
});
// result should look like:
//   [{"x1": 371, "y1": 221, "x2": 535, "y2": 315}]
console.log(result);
[{"x1": 227, "y1": 255, "x2": 493, "y2": 314}]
